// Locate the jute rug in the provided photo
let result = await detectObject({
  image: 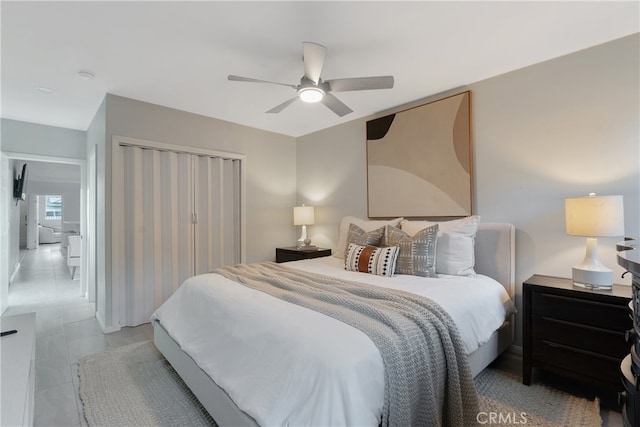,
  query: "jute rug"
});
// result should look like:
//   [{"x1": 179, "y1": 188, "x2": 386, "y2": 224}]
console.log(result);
[{"x1": 78, "y1": 341, "x2": 602, "y2": 426}]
